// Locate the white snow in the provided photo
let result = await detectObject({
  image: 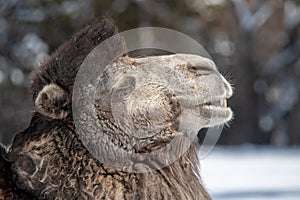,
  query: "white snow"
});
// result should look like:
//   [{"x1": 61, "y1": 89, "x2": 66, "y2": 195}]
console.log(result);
[{"x1": 200, "y1": 146, "x2": 300, "y2": 200}]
